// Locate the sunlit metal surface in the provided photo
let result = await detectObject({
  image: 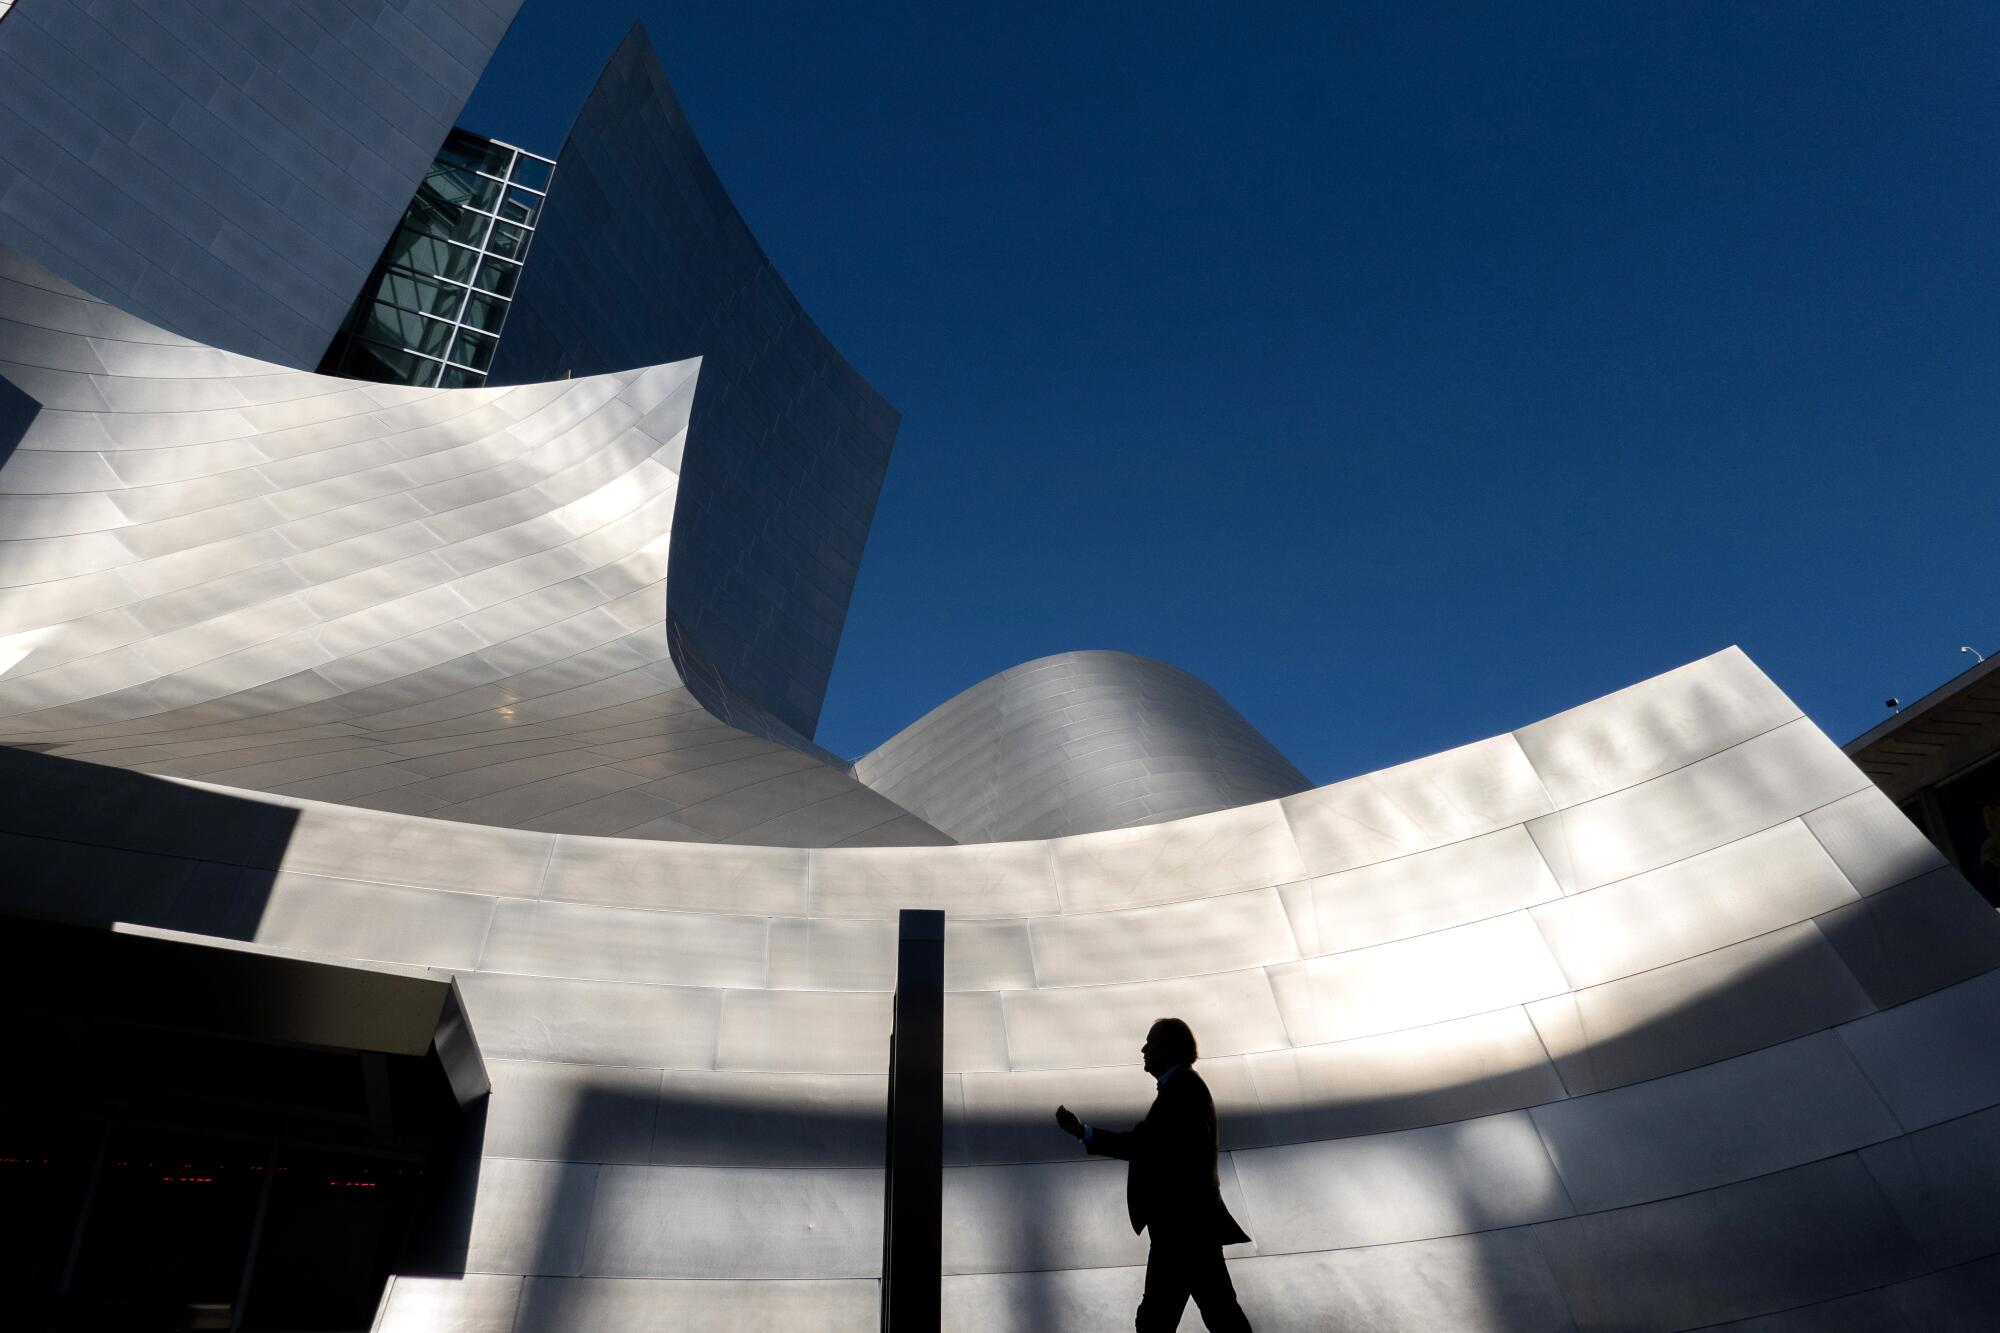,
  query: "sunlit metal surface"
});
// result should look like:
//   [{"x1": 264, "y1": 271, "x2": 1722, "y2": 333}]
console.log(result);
[
  {"x1": 7, "y1": 648, "x2": 2000, "y2": 1328},
  {"x1": 854, "y1": 650, "x2": 1312, "y2": 841},
  {"x1": 0, "y1": 243, "x2": 943, "y2": 846}
]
